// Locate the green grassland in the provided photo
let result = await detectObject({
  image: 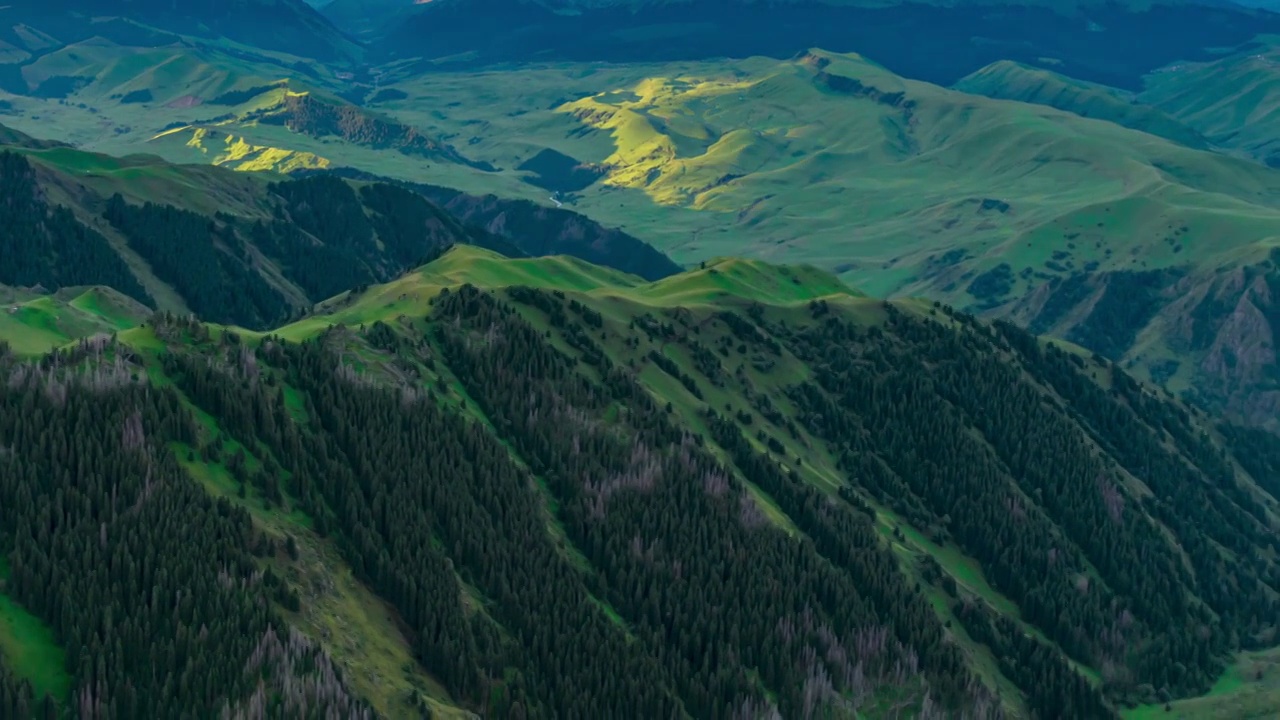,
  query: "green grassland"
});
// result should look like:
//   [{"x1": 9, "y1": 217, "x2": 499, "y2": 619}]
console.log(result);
[
  {"x1": 1139, "y1": 41, "x2": 1280, "y2": 167},
  {"x1": 0, "y1": 286, "x2": 150, "y2": 355},
  {"x1": 952, "y1": 60, "x2": 1209, "y2": 149},
  {"x1": 1123, "y1": 646, "x2": 1280, "y2": 720},
  {"x1": 0, "y1": 559, "x2": 71, "y2": 703},
  {"x1": 130, "y1": 50, "x2": 1280, "y2": 293},
  {"x1": 6, "y1": 243, "x2": 1275, "y2": 716}
]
